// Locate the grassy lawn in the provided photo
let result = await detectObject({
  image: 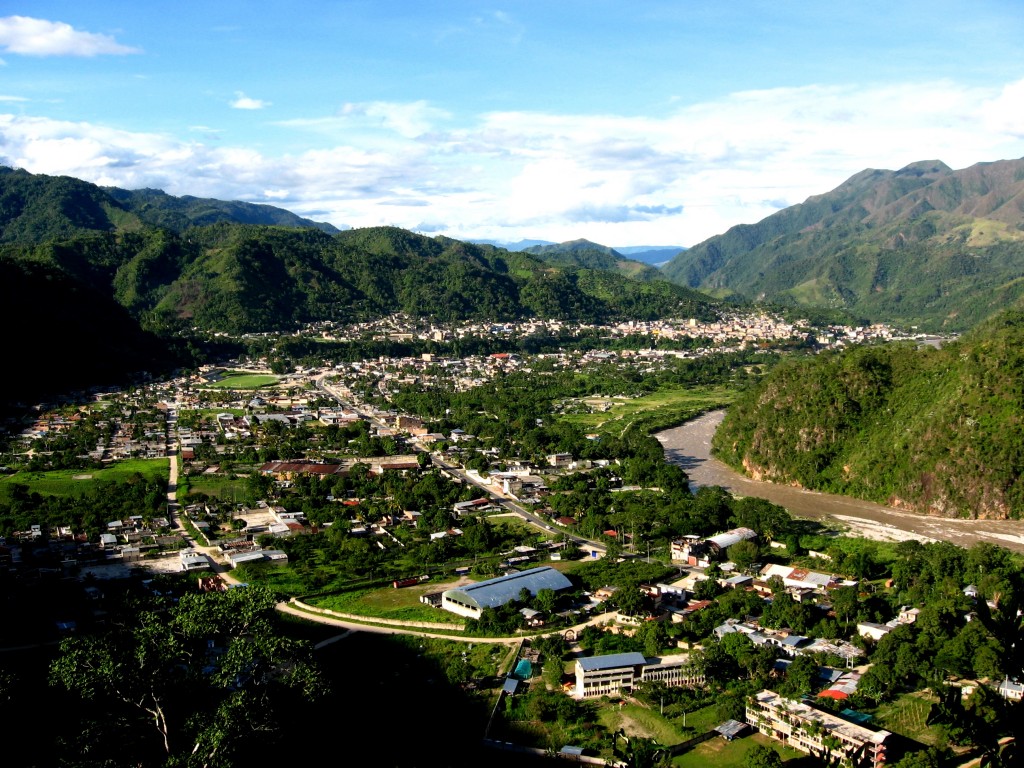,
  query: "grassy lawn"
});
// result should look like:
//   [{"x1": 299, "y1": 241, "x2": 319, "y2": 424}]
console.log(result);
[
  {"x1": 182, "y1": 474, "x2": 249, "y2": 502},
  {"x1": 560, "y1": 385, "x2": 734, "y2": 438},
  {"x1": 309, "y1": 584, "x2": 466, "y2": 624},
  {"x1": 202, "y1": 373, "x2": 280, "y2": 390},
  {"x1": 0, "y1": 458, "x2": 169, "y2": 499},
  {"x1": 673, "y1": 733, "x2": 805, "y2": 767},
  {"x1": 872, "y1": 691, "x2": 940, "y2": 746},
  {"x1": 599, "y1": 703, "x2": 688, "y2": 745}
]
